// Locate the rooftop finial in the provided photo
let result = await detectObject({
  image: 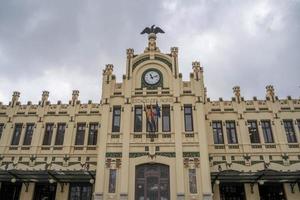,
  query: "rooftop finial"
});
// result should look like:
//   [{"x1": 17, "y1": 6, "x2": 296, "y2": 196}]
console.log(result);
[{"x1": 140, "y1": 25, "x2": 165, "y2": 35}]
